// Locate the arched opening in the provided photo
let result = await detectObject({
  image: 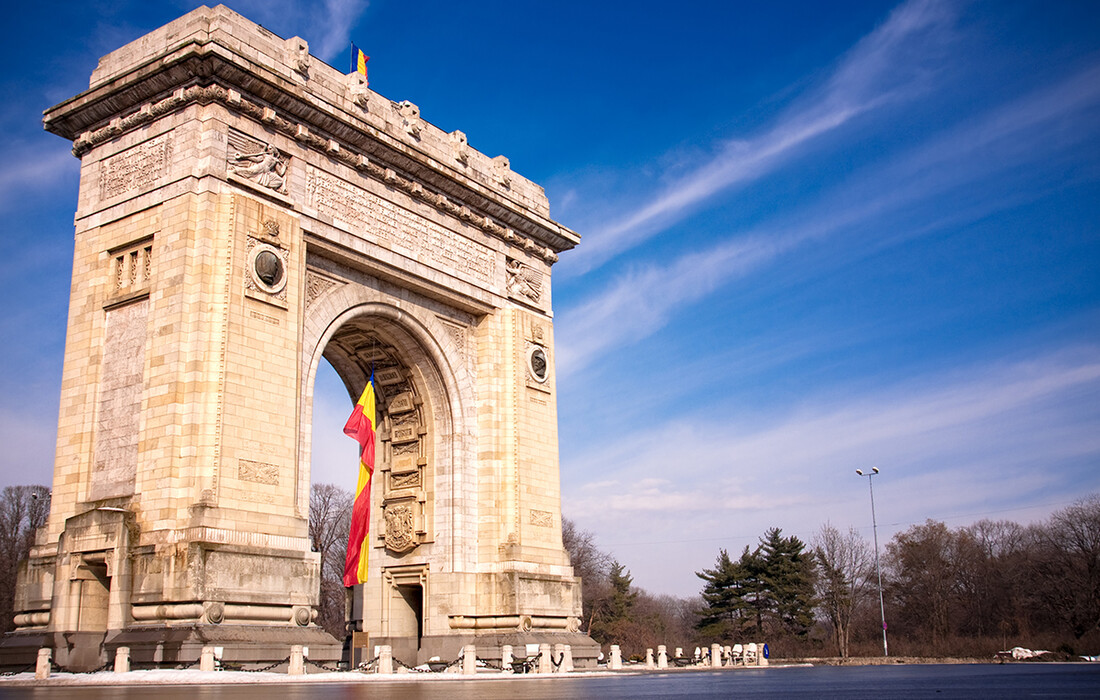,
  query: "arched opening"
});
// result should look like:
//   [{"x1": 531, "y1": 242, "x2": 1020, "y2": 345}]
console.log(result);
[{"x1": 304, "y1": 306, "x2": 453, "y2": 660}]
